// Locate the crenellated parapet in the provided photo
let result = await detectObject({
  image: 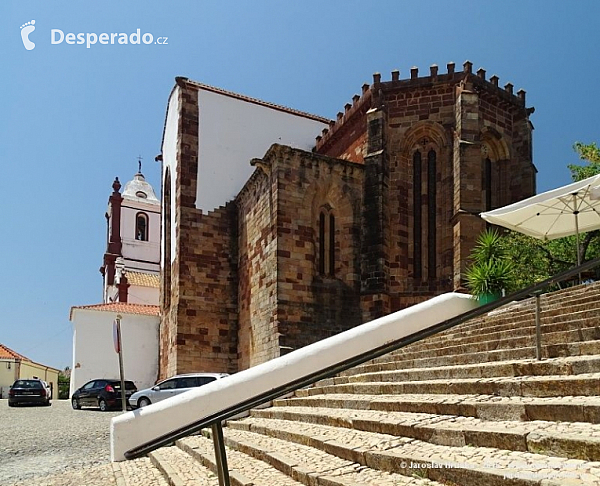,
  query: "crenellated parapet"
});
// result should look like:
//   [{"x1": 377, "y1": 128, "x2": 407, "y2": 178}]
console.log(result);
[{"x1": 315, "y1": 60, "x2": 532, "y2": 156}]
